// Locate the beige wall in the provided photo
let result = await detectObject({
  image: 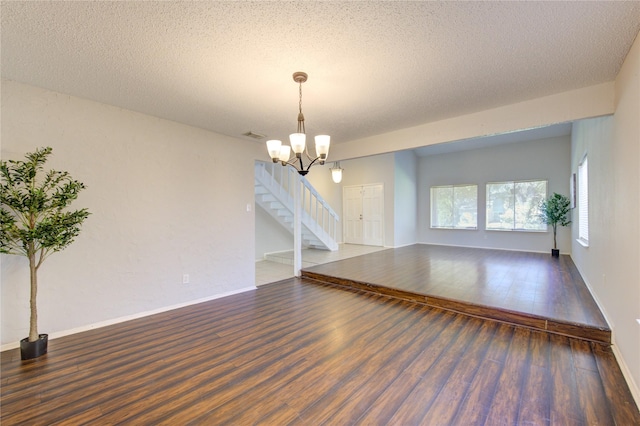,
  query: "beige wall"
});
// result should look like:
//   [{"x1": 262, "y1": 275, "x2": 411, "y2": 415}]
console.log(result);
[
  {"x1": 570, "y1": 32, "x2": 640, "y2": 401},
  {"x1": 1, "y1": 80, "x2": 262, "y2": 346}
]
